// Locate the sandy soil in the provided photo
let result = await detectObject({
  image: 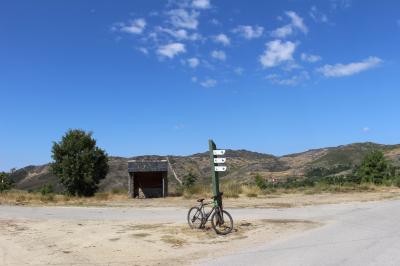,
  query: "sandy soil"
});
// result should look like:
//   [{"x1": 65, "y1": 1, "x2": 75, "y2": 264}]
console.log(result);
[{"x1": 0, "y1": 218, "x2": 318, "y2": 266}]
